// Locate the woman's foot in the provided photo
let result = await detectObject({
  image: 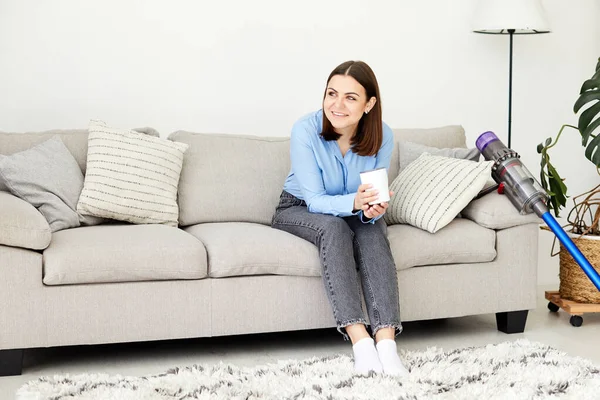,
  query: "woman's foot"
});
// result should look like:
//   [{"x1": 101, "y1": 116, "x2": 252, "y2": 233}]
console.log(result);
[
  {"x1": 352, "y1": 337, "x2": 383, "y2": 374},
  {"x1": 375, "y1": 339, "x2": 409, "y2": 376}
]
